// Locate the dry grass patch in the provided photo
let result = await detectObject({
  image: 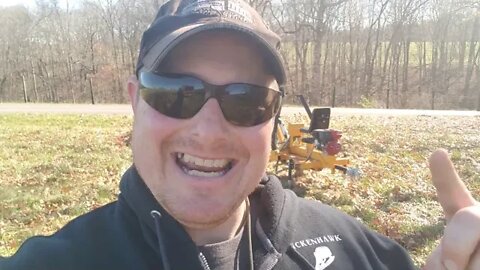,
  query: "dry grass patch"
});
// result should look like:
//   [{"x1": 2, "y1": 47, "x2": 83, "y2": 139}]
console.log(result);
[{"x1": 1, "y1": 113, "x2": 479, "y2": 267}]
